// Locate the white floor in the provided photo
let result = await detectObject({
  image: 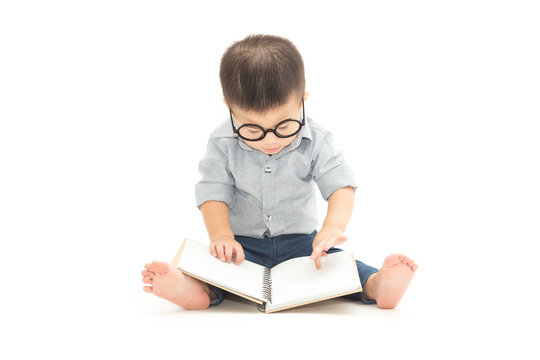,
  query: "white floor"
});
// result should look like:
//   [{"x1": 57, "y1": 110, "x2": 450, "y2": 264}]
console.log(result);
[
  {"x1": 132, "y1": 263, "x2": 535, "y2": 360},
  {"x1": 7, "y1": 248, "x2": 530, "y2": 360}
]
